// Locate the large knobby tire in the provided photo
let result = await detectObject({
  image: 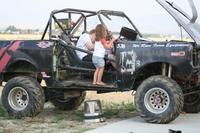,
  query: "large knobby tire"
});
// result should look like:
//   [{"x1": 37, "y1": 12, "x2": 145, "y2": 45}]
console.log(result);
[
  {"x1": 51, "y1": 91, "x2": 86, "y2": 110},
  {"x1": 135, "y1": 75, "x2": 183, "y2": 124},
  {"x1": 183, "y1": 93, "x2": 200, "y2": 113},
  {"x1": 1, "y1": 76, "x2": 45, "y2": 118}
]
